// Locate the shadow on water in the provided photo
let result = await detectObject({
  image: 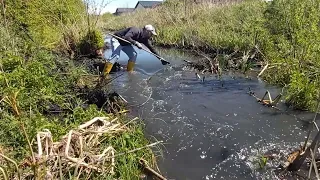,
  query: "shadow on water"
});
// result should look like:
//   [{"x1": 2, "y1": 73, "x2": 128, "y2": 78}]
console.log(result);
[{"x1": 103, "y1": 39, "x2": 315, "y2": 180}]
